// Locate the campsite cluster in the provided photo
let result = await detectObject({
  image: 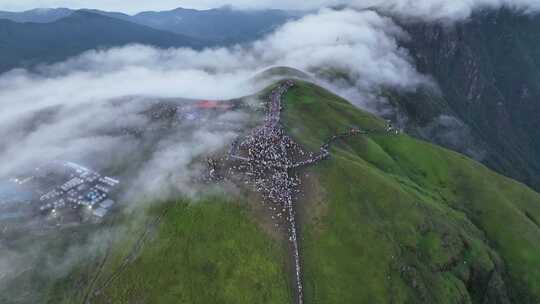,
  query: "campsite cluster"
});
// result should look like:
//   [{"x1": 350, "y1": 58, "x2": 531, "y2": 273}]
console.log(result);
[{"x1": 207, "y1": 80, "x2": 401, "y2": 304}]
